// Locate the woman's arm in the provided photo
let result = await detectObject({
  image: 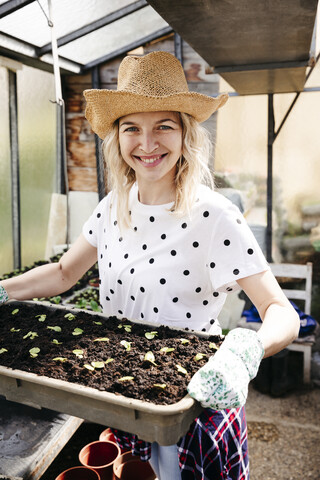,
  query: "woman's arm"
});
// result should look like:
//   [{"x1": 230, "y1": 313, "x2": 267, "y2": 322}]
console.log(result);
[
  {"x1": 237, "y1": 269, "x2": 300, "y2": 357},
  {"x1": 0, "y1": 234, "x2": 97, "y2": 302}
]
